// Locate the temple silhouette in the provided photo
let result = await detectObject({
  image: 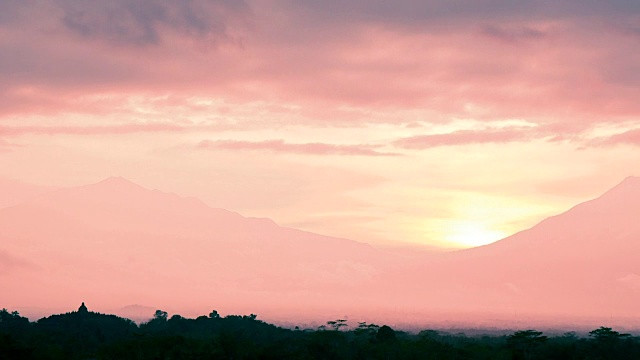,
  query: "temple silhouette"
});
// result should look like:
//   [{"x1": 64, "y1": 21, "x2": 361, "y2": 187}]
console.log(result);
[{"x1": 78, "y1": 302, "x2": 88, "y2": 314}]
